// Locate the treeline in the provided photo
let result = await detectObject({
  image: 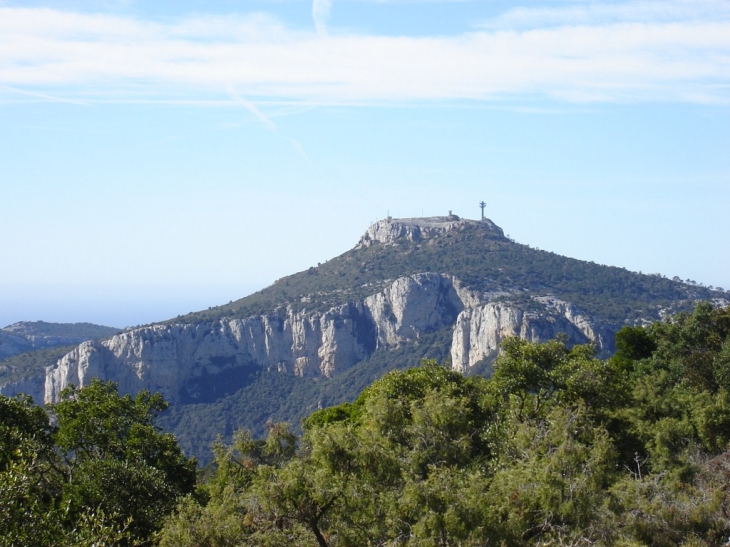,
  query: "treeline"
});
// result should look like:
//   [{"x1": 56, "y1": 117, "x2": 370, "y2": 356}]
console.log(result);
[
  {"x1": 2, "y1": 302, "x2": 730, "y2": 546},
  {"x1": 161, "y1": 302, "x2": 730, "y2": 547}
]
